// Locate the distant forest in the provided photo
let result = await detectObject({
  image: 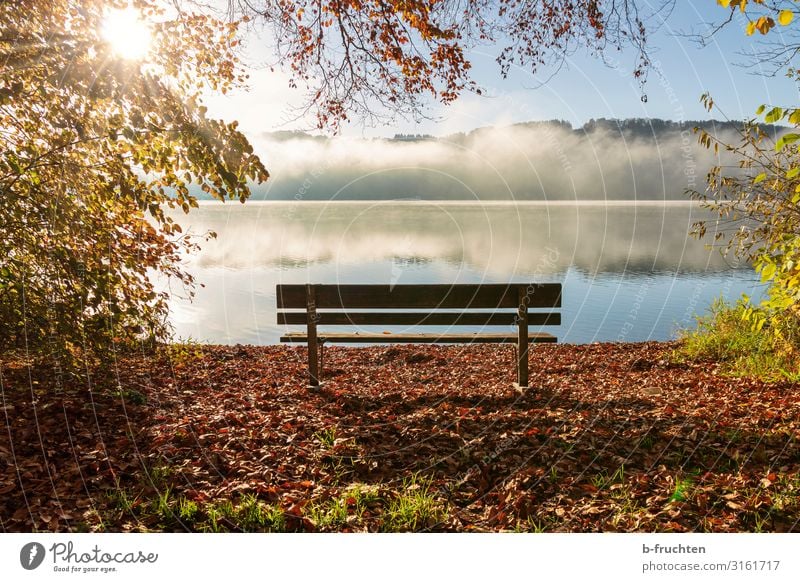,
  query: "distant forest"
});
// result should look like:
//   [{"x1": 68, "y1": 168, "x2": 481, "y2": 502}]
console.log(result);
[{"x1": 209, "y1": 118, "x2": 782, "y2": 201}]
